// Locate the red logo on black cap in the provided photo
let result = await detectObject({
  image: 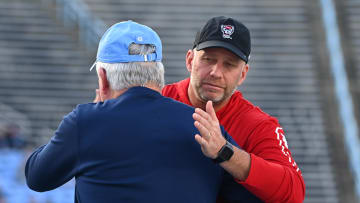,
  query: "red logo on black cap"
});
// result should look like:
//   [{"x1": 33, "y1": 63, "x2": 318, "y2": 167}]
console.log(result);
[{"x1": 221, "y1": 25, "x2": 234, "y2": 39}]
